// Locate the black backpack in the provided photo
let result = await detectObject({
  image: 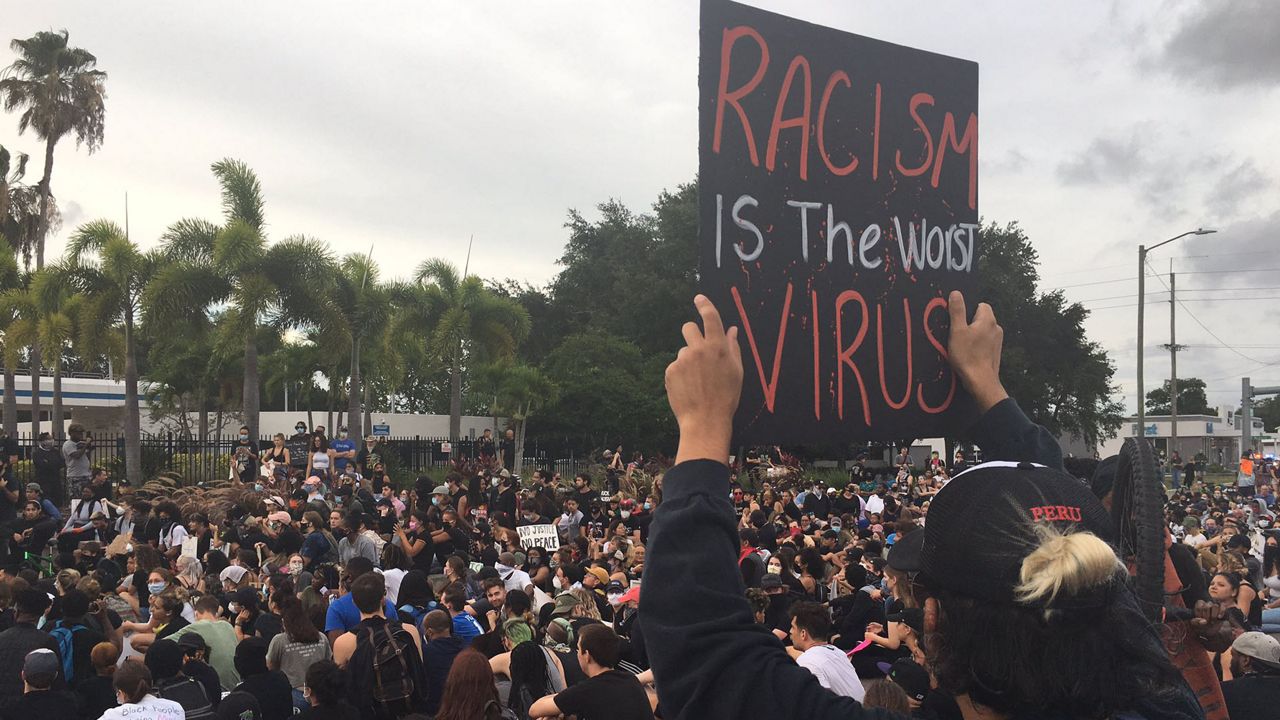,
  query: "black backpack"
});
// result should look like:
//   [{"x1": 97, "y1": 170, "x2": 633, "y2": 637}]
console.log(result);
[{"x1": 351, "y1": 620, "x2": 418, "y2": 719}]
